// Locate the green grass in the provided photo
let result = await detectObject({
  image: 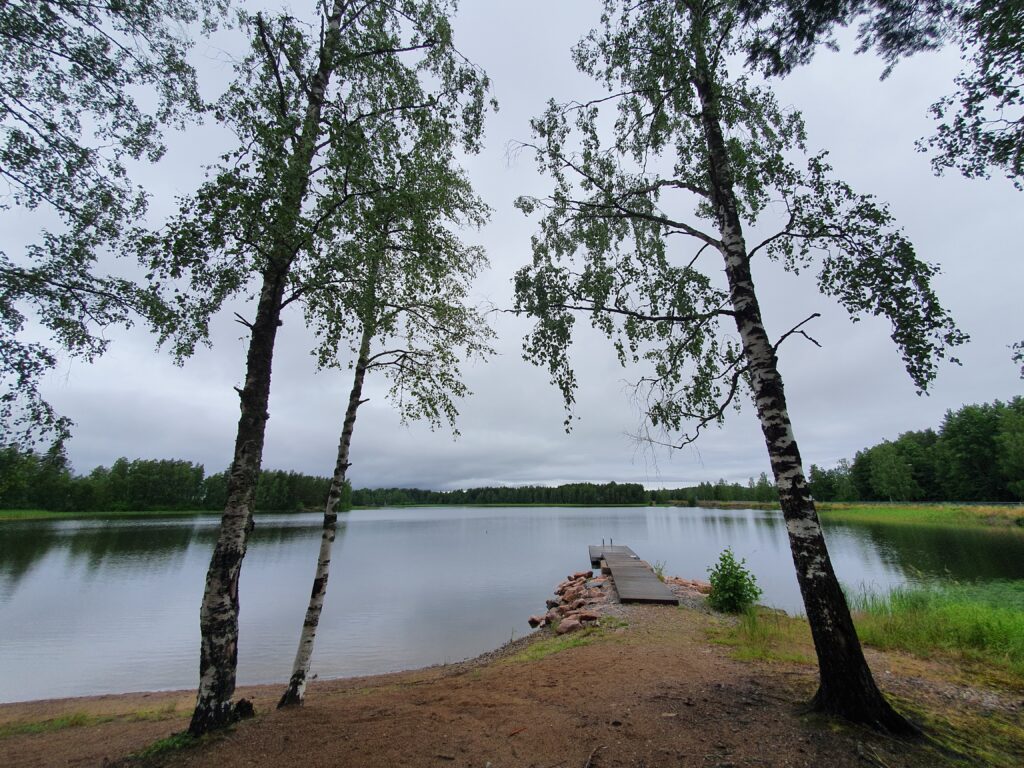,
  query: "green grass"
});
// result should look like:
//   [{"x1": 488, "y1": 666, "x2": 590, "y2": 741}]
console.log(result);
[
  {"x1": 707, "y1": 607, "x2": 813, "y2": 663},
  {"x1": 0, "y1": 703, "x2": 181, "y2": 740},
  {"x1": 133, "y1": 732, "x2": 196, "y2": 760},
  {"x1": 848, "y1": 581, "x2": 1024, "y2": 687},
  {"x1": 887, "y1": 692, "x2": 1024, "y2": 768},
  {"x1": 818, "y1": 503, "x2": 1024, "y2": 529},
  {"x1": 506, "y1": 620, "x2": 627, "y2": 663},
  {"x1": 0, "y1": 712, "x2": 102, "y2": 738}
]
